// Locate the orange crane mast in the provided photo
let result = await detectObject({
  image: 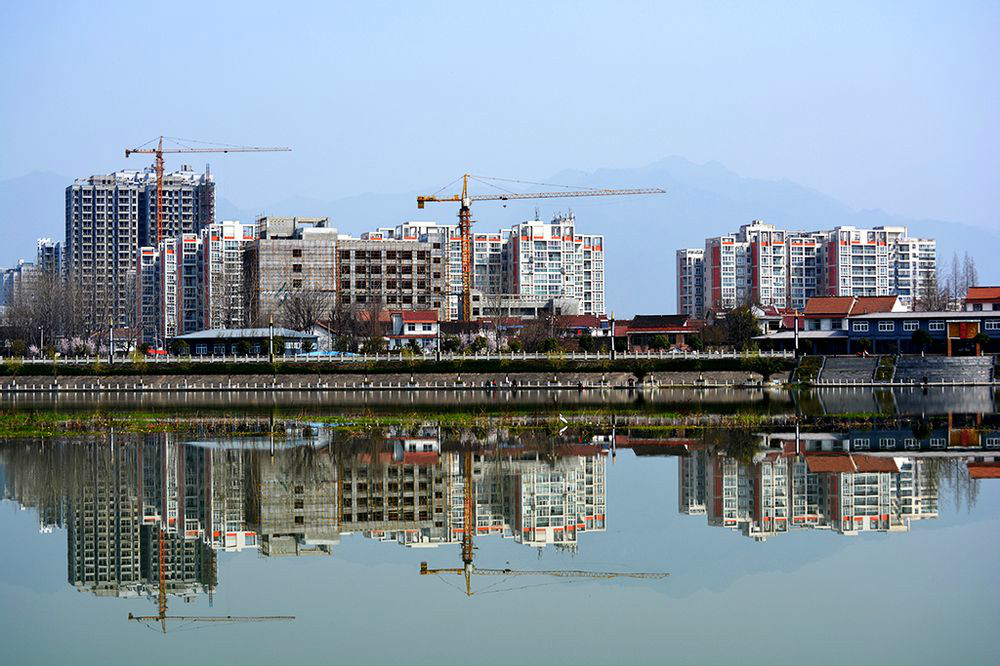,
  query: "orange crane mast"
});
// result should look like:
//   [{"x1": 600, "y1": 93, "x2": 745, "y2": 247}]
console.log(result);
[
  {"x1": 418, "y1": 174, "x2": 665, "y2": 321},
  {"x1": 125, "y1": 136, "x2": 291, "y2": 244}
]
